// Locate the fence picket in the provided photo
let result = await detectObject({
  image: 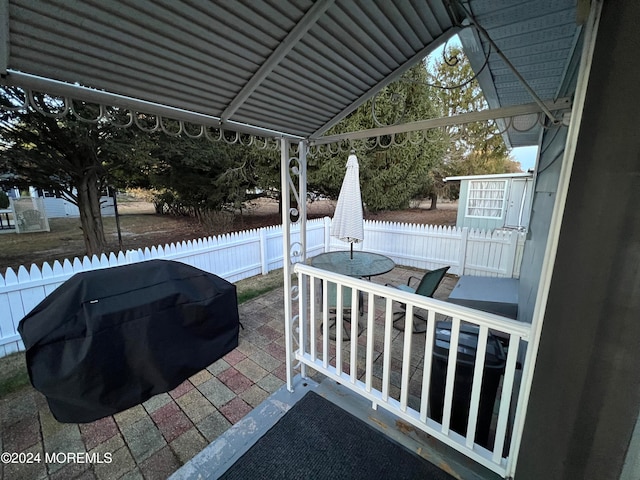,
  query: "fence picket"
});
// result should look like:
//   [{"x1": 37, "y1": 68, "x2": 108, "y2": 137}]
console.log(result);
[
  {"x1": 17, "y1": 266, "x2": 30, "y2": 283},
  {"x1": 3, "y1": 268, "x2": 16, "y2": 285},
  {"x1": 41, "y1": 262, "x2": 53, "y2": 279},
  {"x1": 71, "y1": 257, "x2": 82, "y2": 272},
  {"x1": 28, "y1": 264, "x2": 41, "y2": 280},
  {"x1": 41, "y1": 262, "x2": 61, "y2": 296},
  {"x1": 0, "y1": 293, "x2": 14, "y2": 349}
]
